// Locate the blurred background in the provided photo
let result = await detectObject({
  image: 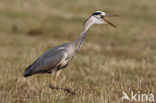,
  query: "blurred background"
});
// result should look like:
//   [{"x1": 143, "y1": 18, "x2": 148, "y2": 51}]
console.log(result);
[{"x1": 0, "y1": 0, "x2": 156, "y2": 102}]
